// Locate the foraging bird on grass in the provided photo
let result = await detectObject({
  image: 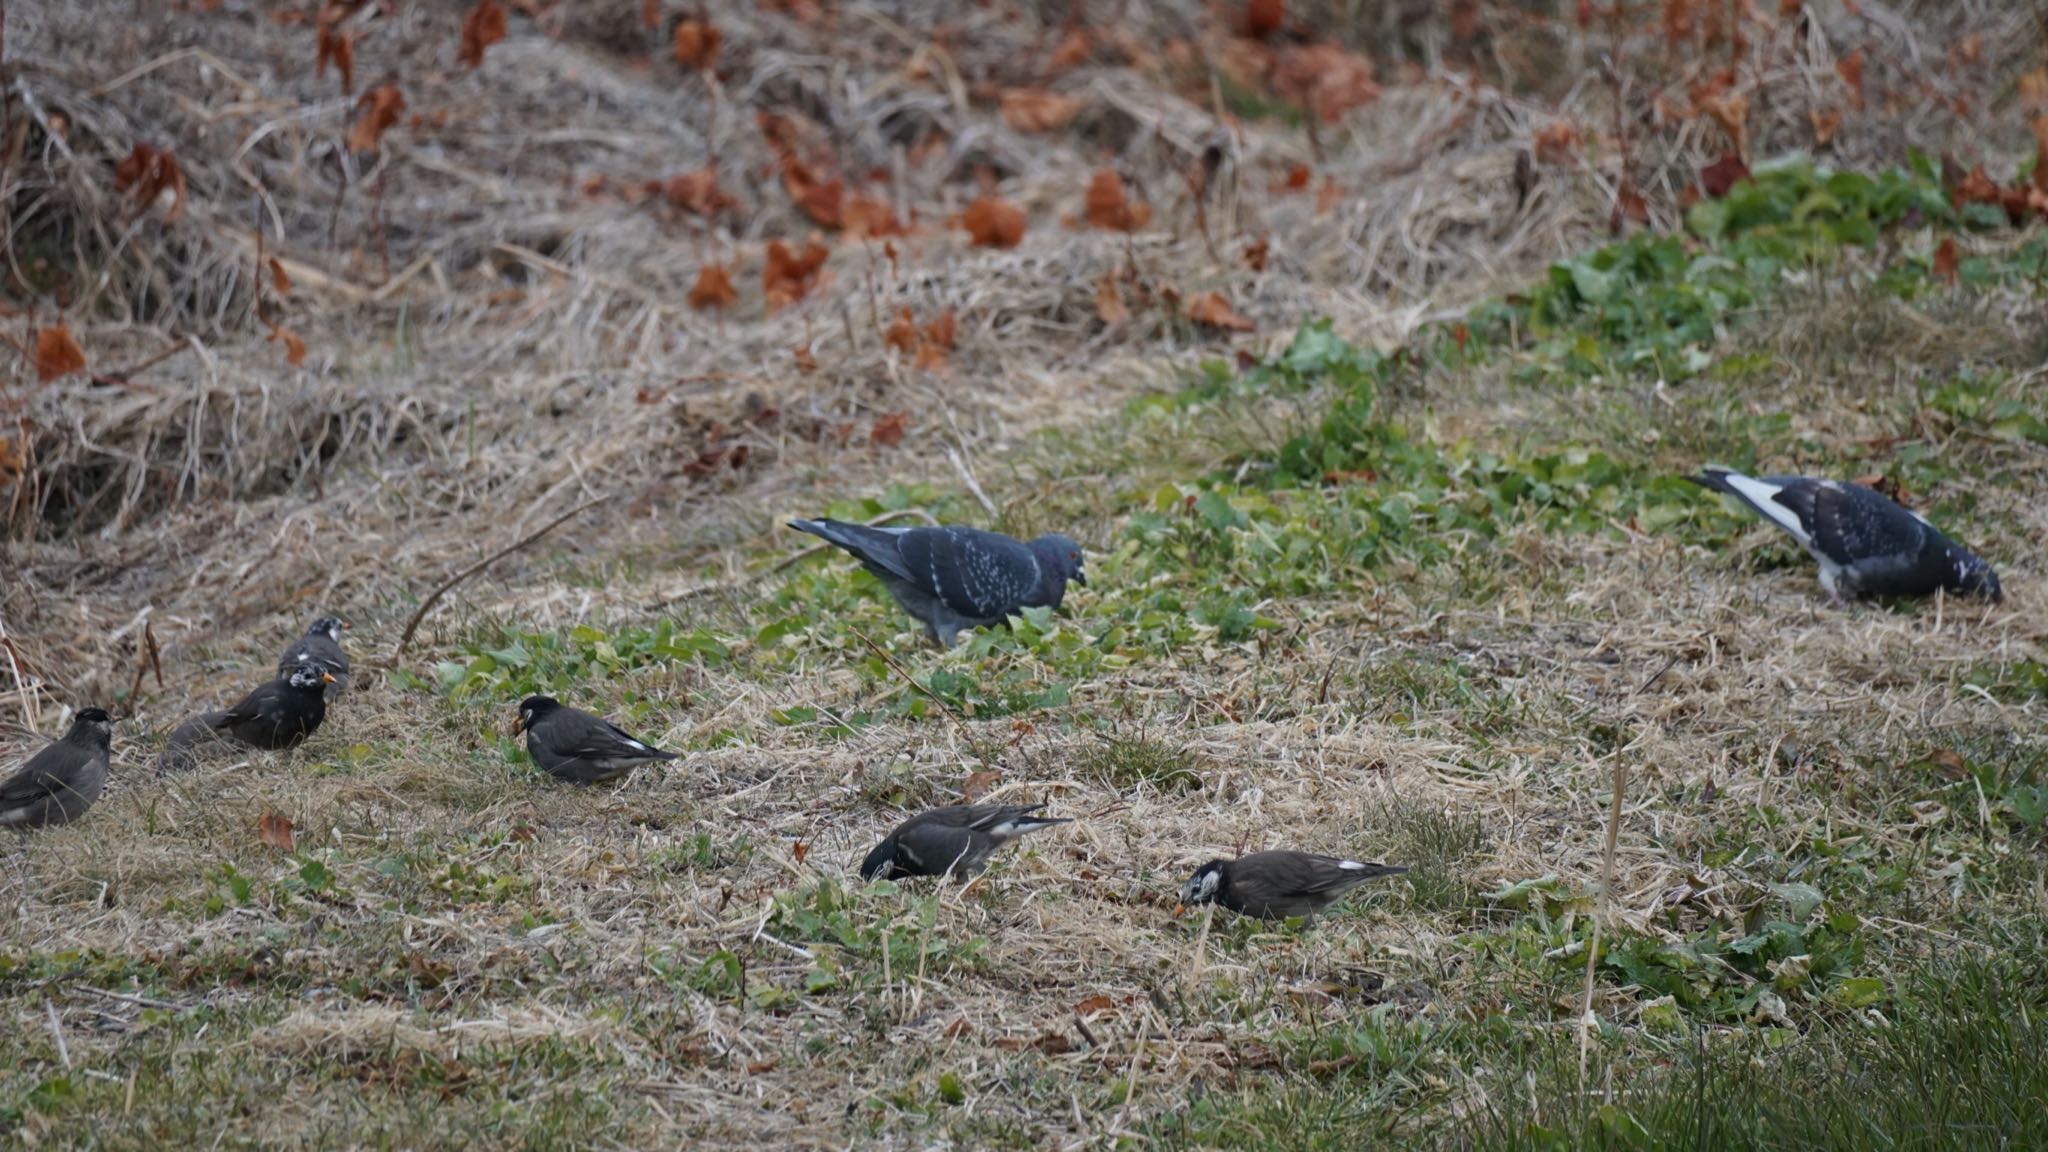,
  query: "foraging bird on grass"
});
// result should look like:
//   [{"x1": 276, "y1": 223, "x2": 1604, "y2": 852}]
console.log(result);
[
  {"x1": 0, "y1": 709, "x2": 114, "y2": 829},
  {"x1": 859, "y1": 802, "x2": 1072, "y2": 881},
  {"x1": 786, "y1": 519, "x2": 1086, "y2": 647},
  {"x1": 512, "y1": 695, "x2": 677, "y2": 785},
  {"x1": 1178, "y1": 851, "x2": 1408, "y2": 925},
  {"x1": 278, "y1": 615, "x2": 350, "y2": 700},
  {"x1": 1686, "y1": 467, "x2": 2001, "y2": 605},
  {"x1": 156, "y1": 665, "x2": 335, "y2": 774}
]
